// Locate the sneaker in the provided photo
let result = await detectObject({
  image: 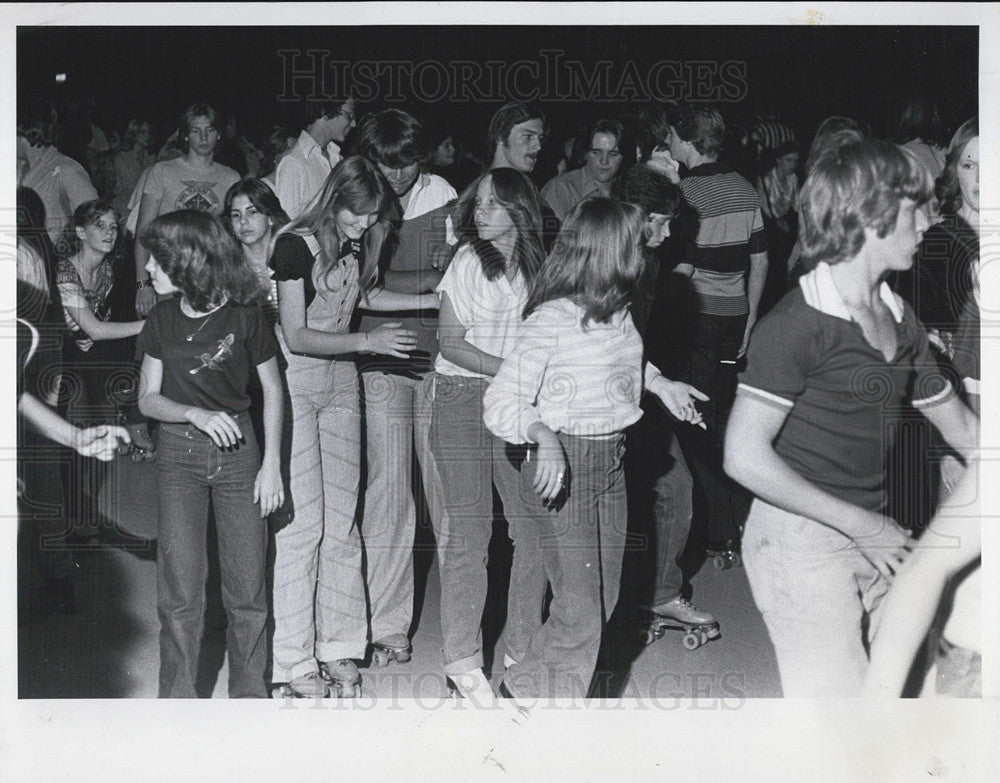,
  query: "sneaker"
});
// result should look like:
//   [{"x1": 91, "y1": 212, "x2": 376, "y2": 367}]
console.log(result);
[
  {"x1": 649, "y1": 595, "x2": 716, "y2": 626},
  {"x1": 448, "y1": 668, "x2": 497, "y2": 705}
]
